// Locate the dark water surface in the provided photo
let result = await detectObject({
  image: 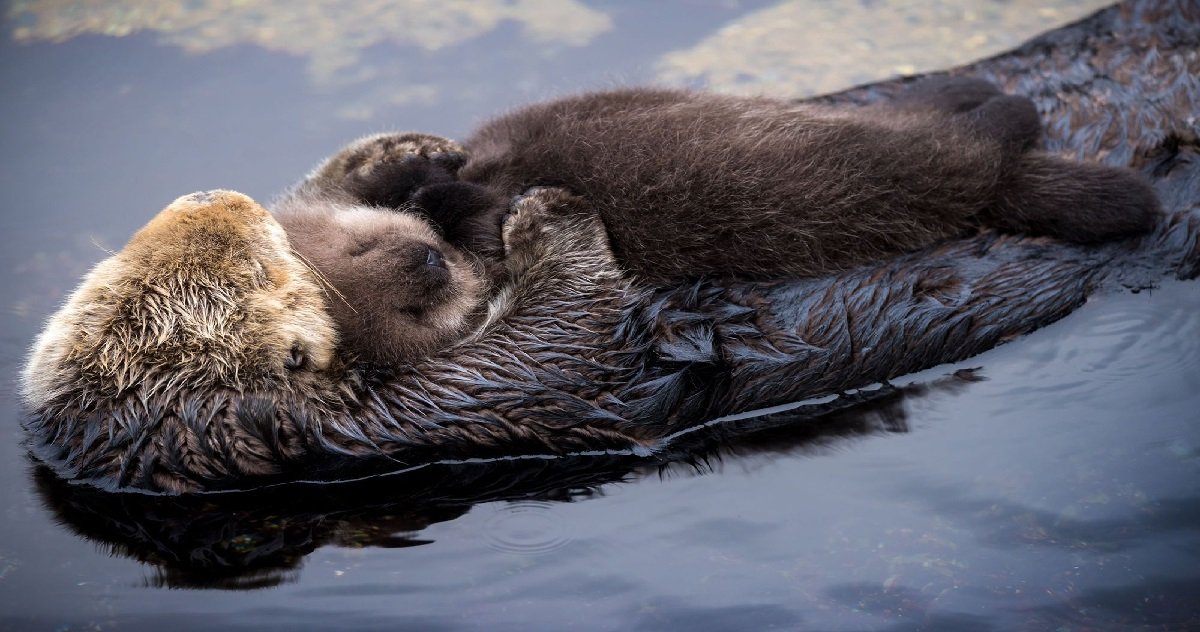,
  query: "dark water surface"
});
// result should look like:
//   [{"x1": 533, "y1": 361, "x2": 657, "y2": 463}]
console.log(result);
[{"x1": 2, "y1": 1, "x2": 1197, "y2": 630}]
